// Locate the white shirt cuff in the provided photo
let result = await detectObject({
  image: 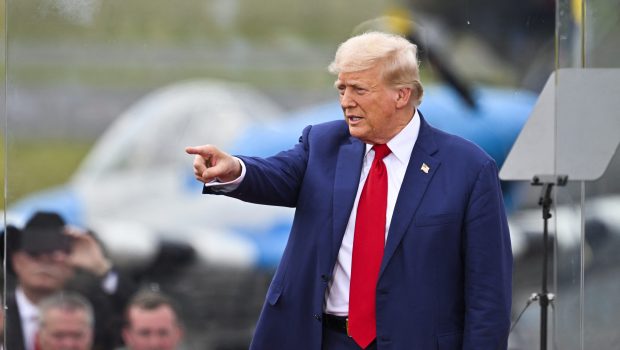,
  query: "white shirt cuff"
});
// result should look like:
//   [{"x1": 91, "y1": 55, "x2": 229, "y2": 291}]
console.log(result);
[
  {"x1": 101, "y1": 270, "x2": 119, "y2": 294},
  {"x1": 203, "y1": 157, "x2": 246, "y2": 193}
]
